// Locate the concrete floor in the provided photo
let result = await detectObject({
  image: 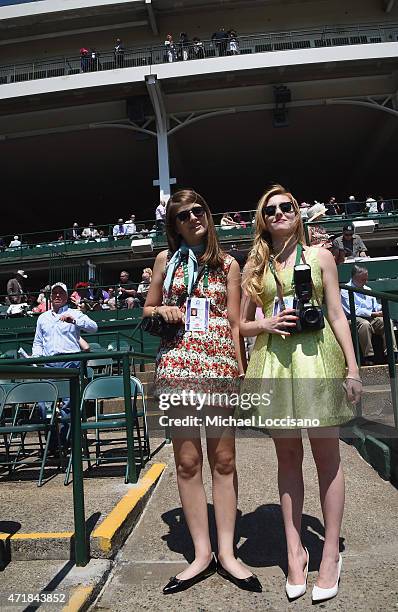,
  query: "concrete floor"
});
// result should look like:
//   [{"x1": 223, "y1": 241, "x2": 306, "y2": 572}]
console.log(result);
[{"x1": 92, "y1": 435, "x2": 398, "y2": 612}]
